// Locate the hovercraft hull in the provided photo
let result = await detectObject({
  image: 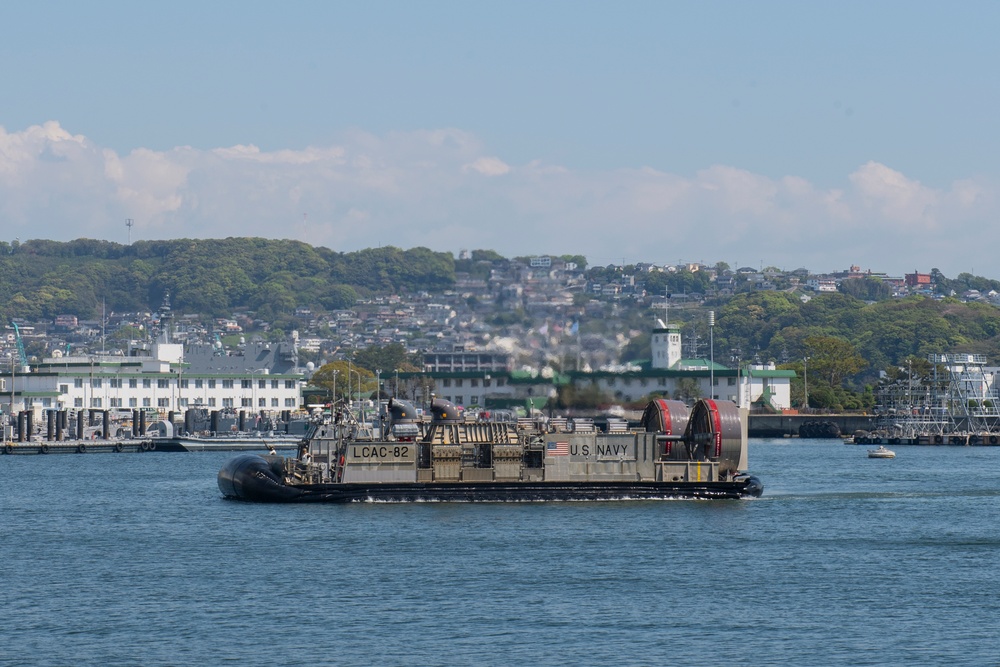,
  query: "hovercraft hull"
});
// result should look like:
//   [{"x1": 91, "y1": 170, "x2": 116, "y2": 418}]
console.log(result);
[{"x1": 218, "y1": 454, "x2": 763, "y2": 503}]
